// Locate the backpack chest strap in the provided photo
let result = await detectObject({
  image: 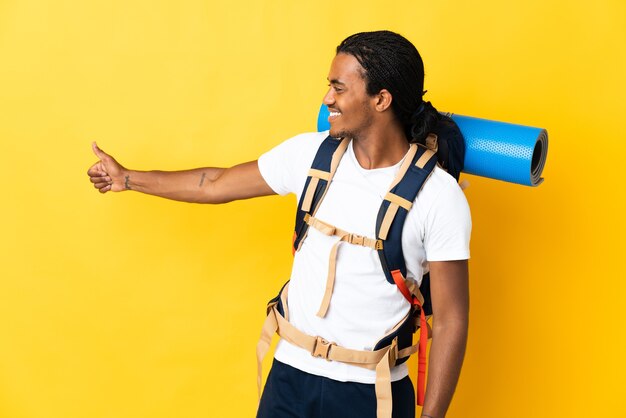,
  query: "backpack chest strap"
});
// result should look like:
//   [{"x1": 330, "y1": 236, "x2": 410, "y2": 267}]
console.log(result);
[
  {"x1": 304, "y1": 213, "x2": 382, "y2": 317},
  {"x1": 305, "y1": 213, "x2": 382, "y2": 249}
]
